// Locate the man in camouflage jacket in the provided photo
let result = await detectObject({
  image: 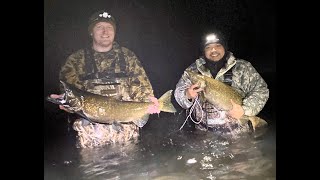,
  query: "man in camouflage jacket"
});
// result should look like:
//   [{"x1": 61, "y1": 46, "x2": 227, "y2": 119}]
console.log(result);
[
  {"x1": 51, "y1": 10, "x2": 154, "y2": 148},
  {"x1": 174, "y1": 31, "x2": 269, "y2": 135}
]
